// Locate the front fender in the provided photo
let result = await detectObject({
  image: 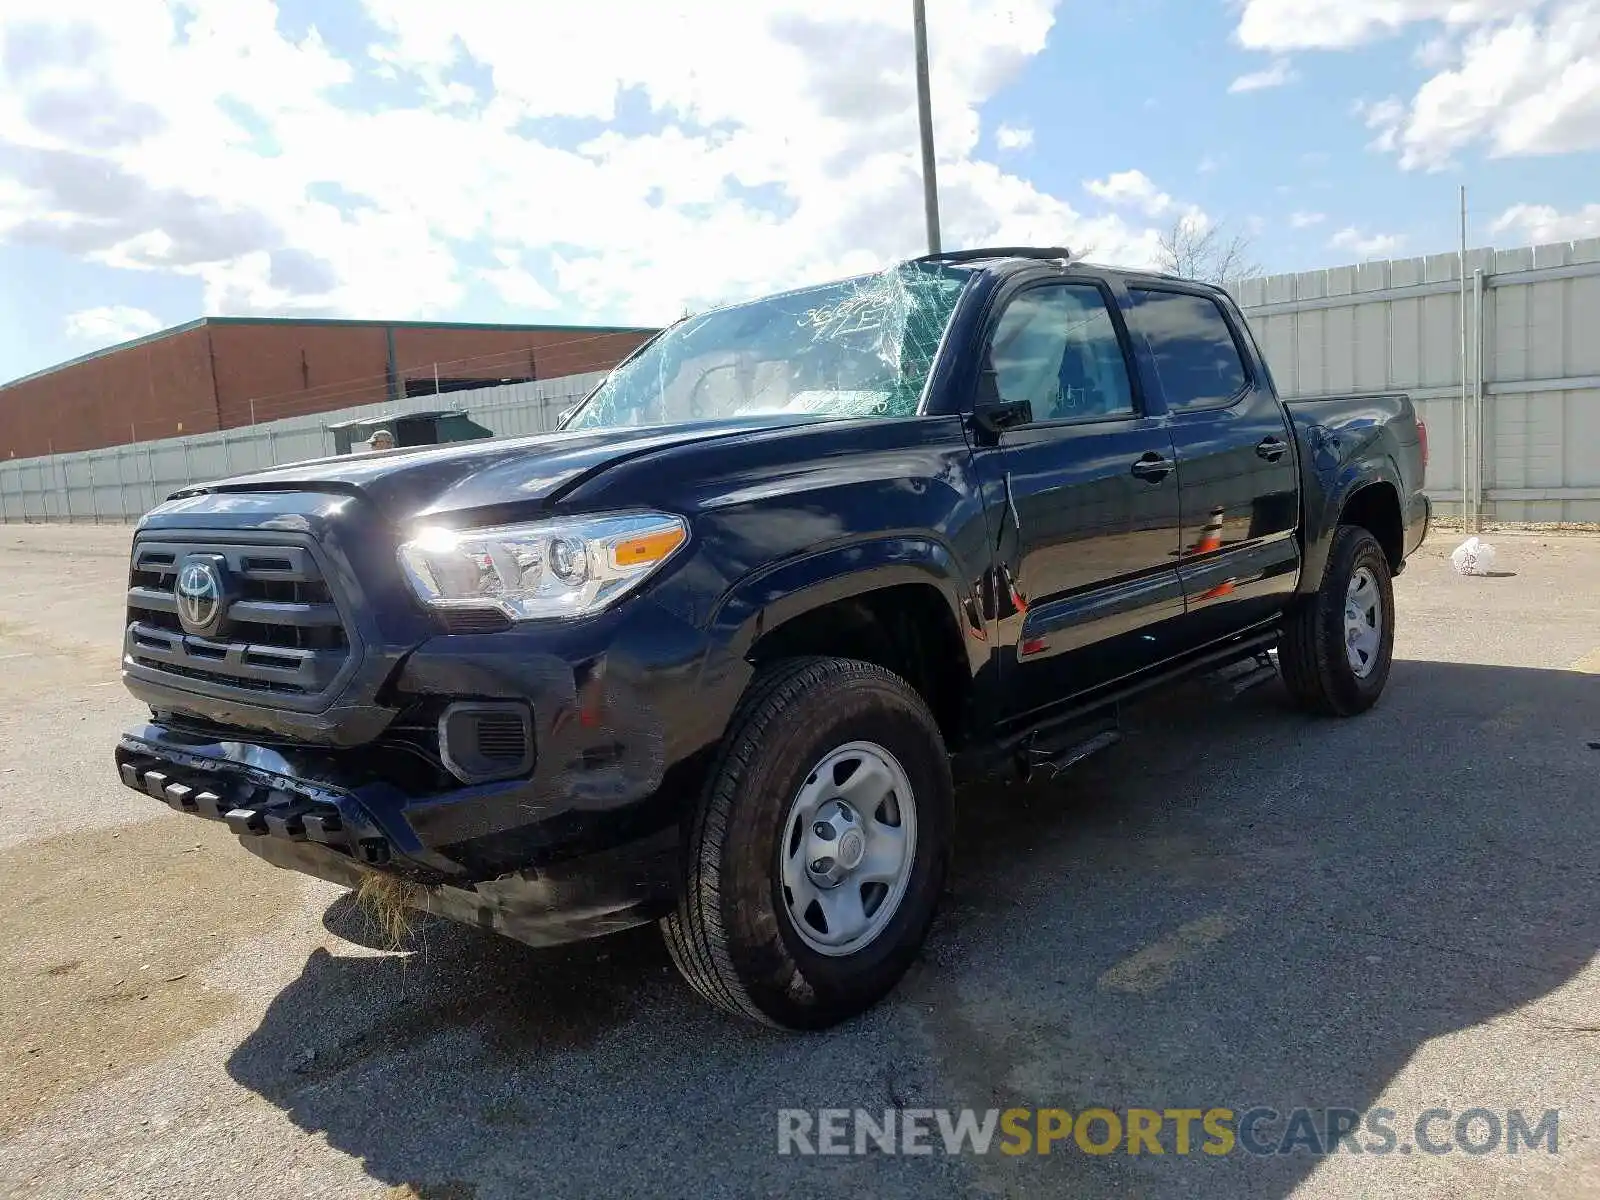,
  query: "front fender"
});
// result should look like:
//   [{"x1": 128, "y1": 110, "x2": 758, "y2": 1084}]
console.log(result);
[{"x1": 694, "y1": 535, "x2": 986, "y2": 728}]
